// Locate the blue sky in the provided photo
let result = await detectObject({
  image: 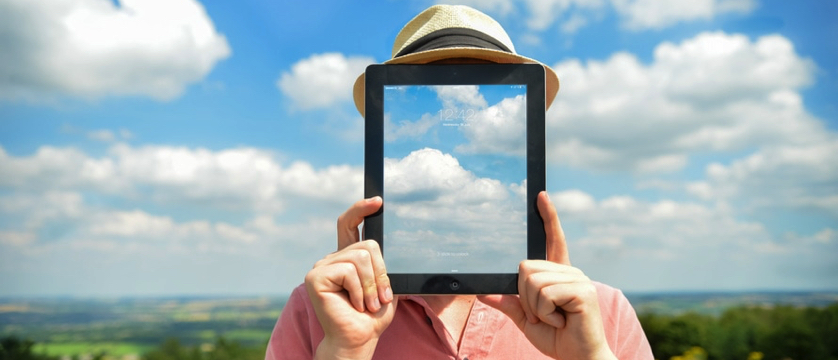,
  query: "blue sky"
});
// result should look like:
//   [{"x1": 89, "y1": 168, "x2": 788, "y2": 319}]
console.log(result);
[{"x1": 0, "y1": 0, "x2": 836, "y2": 297}]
